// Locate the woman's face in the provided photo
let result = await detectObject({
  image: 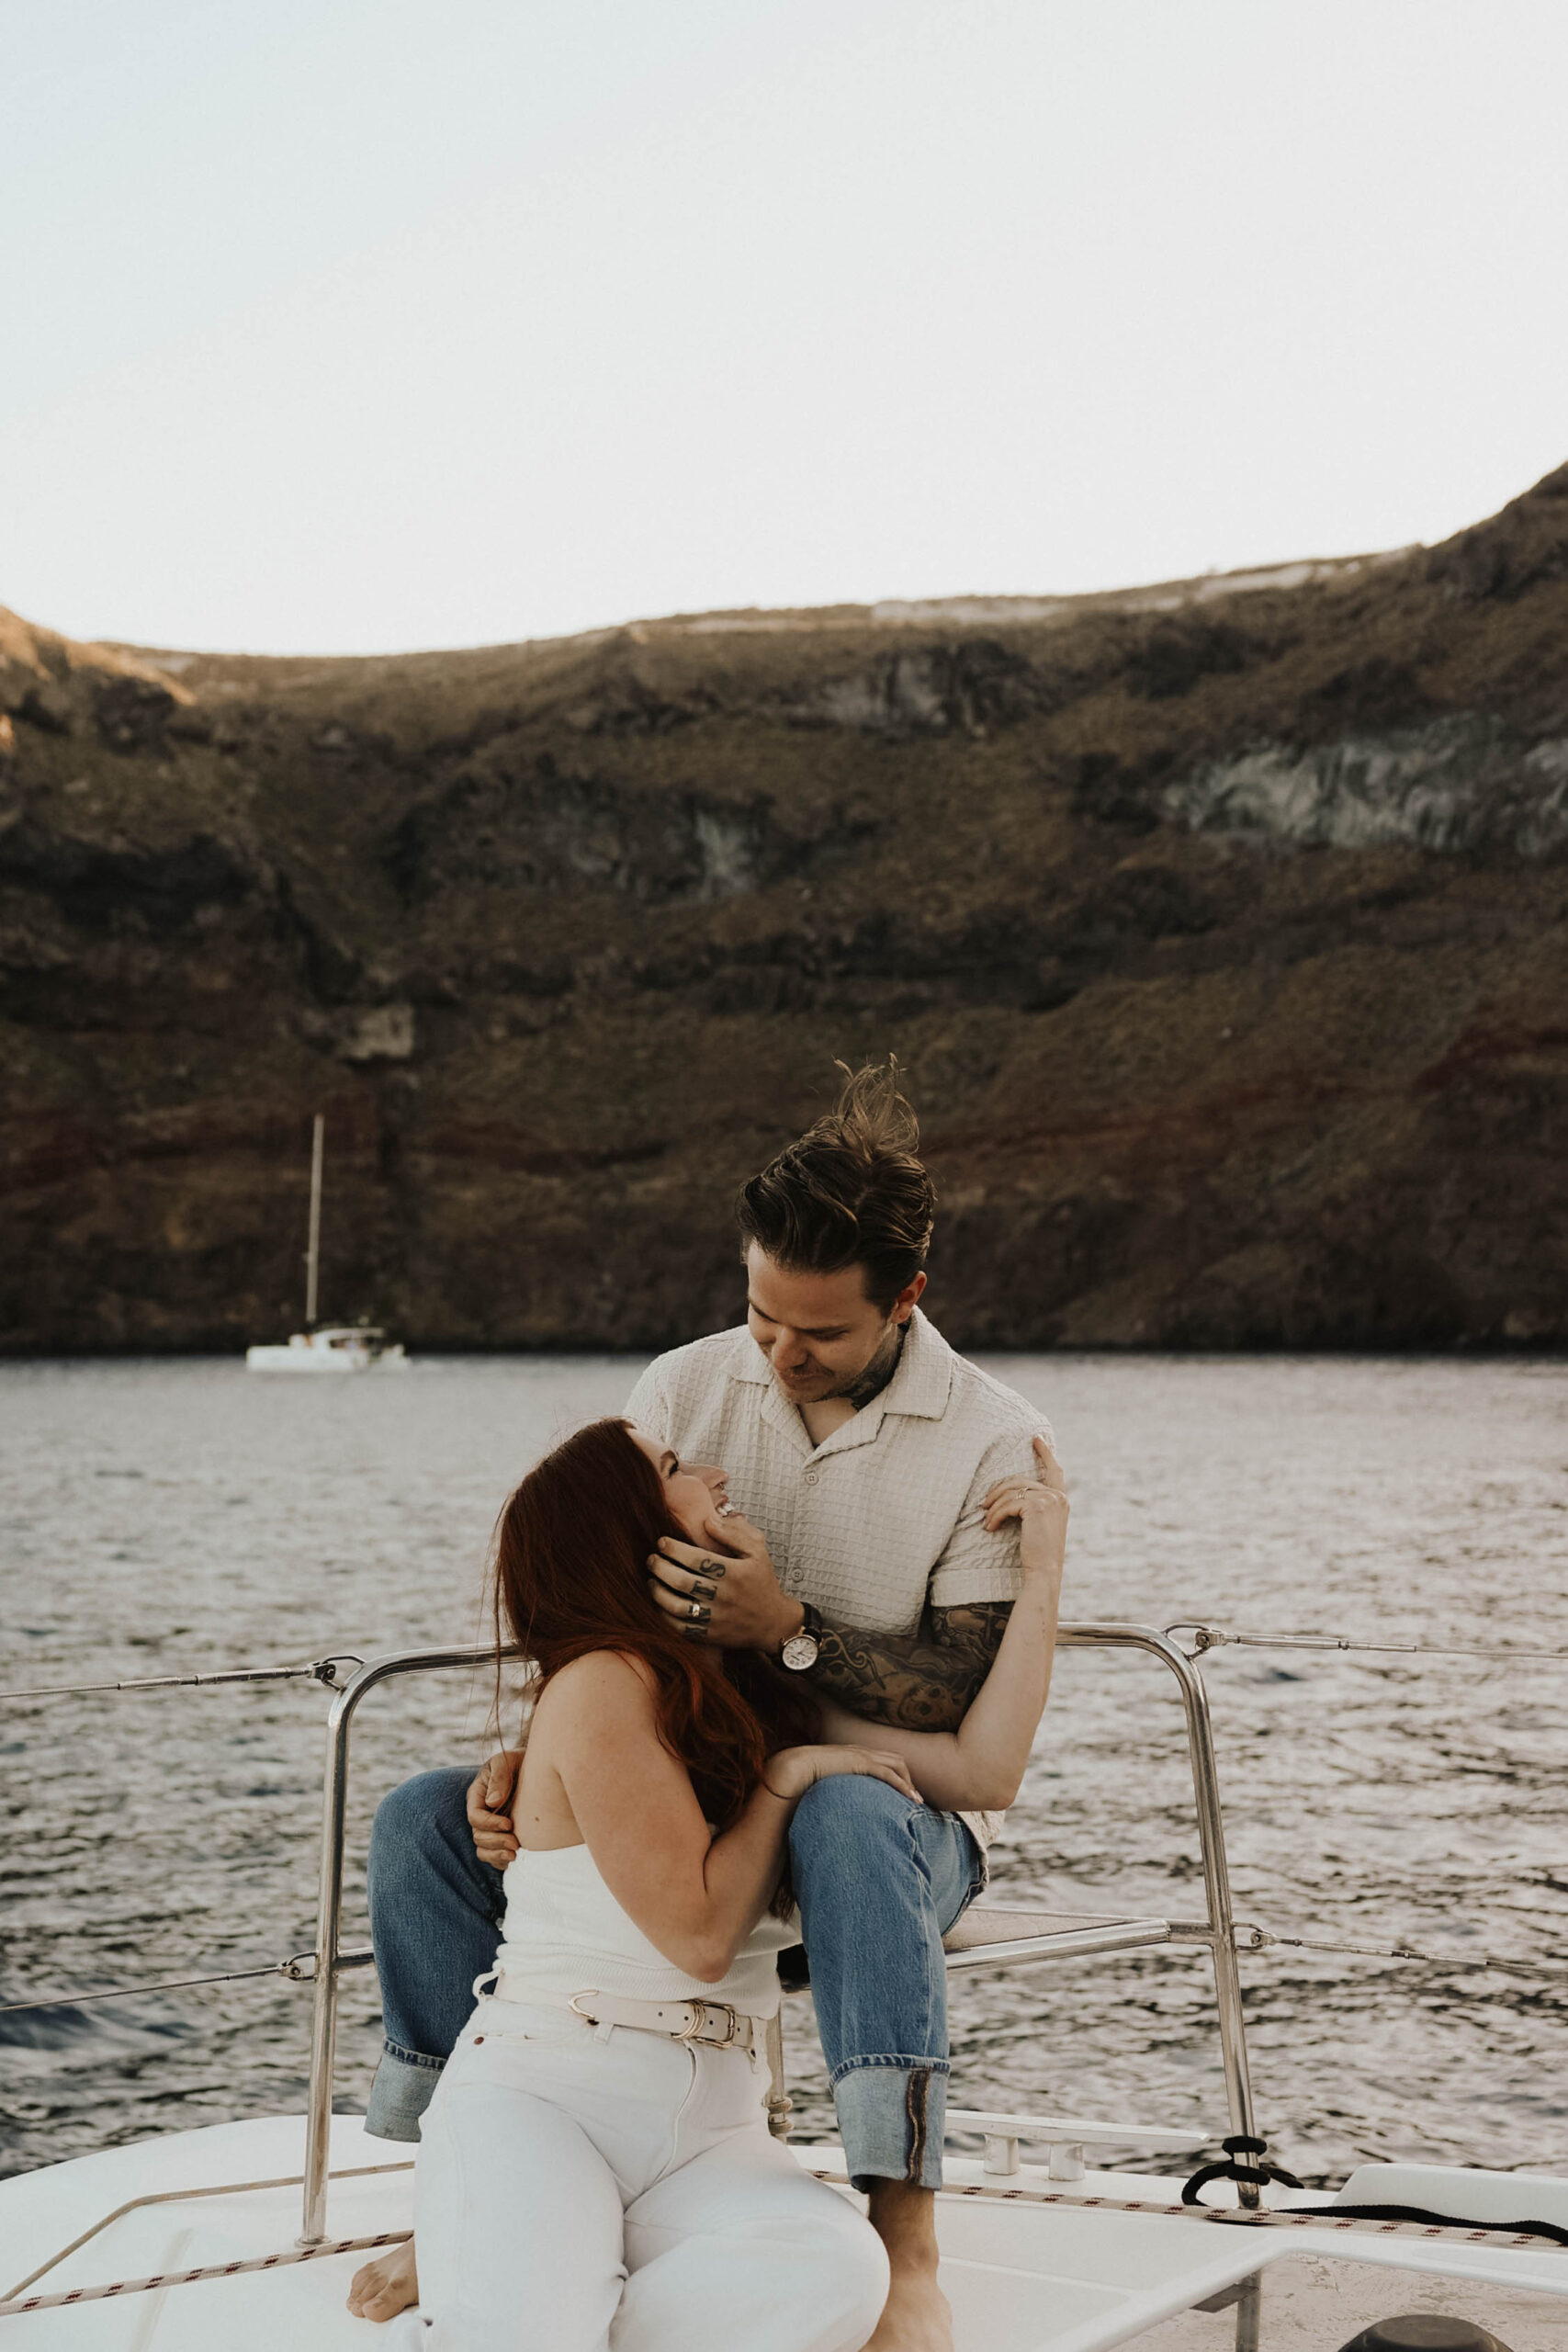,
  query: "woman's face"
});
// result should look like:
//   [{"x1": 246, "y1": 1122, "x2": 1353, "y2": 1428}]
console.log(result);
[{"x1": 629, "y1": 1427, "x2": 728, "y2": 1544}]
